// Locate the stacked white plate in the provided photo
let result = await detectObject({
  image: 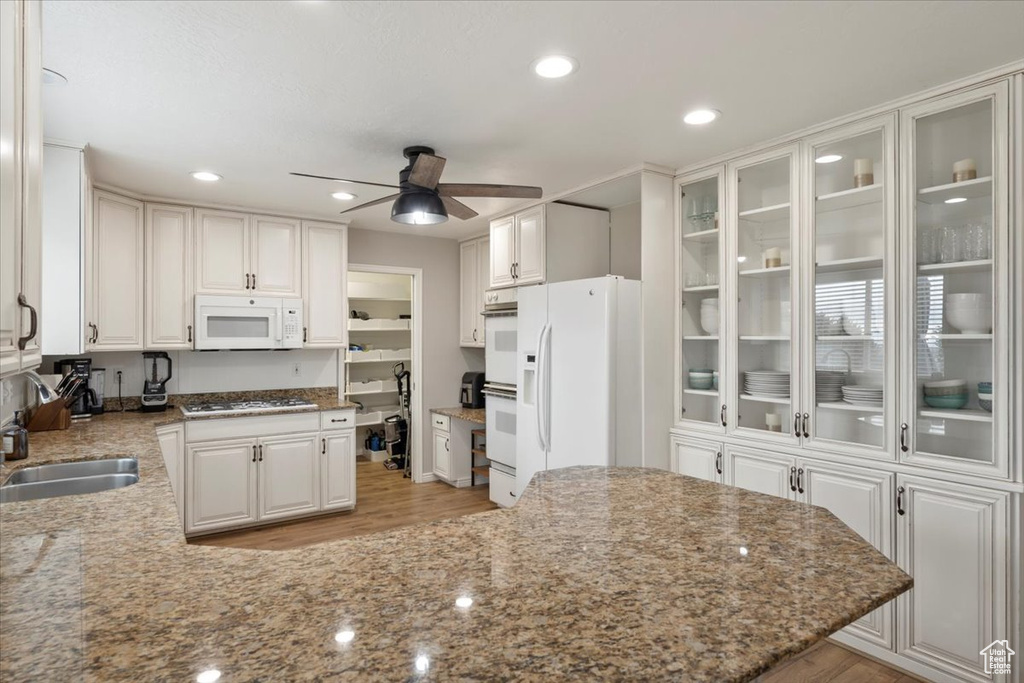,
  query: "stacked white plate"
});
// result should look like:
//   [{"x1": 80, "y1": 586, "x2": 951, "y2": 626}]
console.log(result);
[
  {"x1": 744, "y1": 370, "x2": 791, "y2": 397},
  {"x1": 841, "y1": 385, "x2": 884, "y2": 406},
  {"x1": 816, "y1": 371, "x2": 846, "y2": 402}
]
